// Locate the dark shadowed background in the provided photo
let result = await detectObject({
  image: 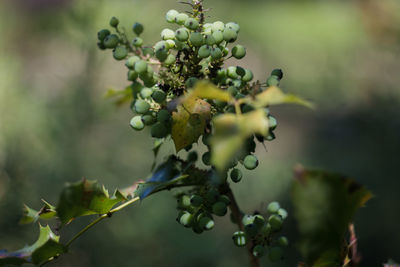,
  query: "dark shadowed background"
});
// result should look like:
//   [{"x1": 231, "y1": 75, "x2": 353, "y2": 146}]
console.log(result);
[{"x1": 0, "y1": 0, "x2": 399, "y2": 266}]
